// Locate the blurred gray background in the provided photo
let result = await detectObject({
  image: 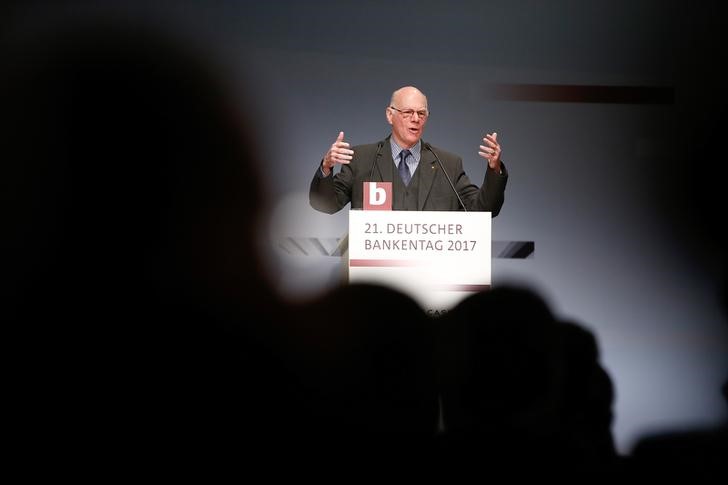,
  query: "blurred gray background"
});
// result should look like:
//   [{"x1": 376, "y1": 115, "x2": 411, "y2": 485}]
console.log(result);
[{"x1": 7, "y1": 0, "x2": 727, "y2": 454}]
